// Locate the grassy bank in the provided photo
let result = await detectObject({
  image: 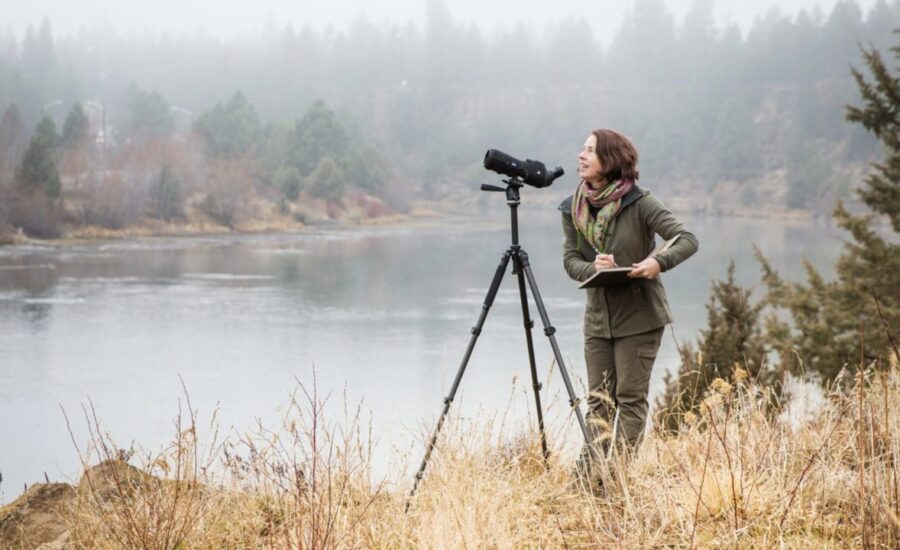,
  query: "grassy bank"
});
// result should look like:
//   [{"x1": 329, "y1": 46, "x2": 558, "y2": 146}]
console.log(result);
[
  {"x1": 2, "y1": 361, "x2": 897, "y2": 549},
  {"x1": 1, "y1": 187, "x2": 825, "y2": 249},
  {"x1": 0, "y1": 196, "x2": 452, "y2": 248},
  {"x1": 0, "y1": 187, "x2": 427, "y2": 245}
]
